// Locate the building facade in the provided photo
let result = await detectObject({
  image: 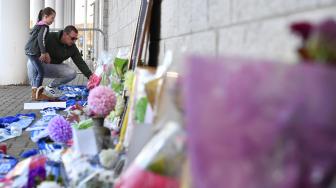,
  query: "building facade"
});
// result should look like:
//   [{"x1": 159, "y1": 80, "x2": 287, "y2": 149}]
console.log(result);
[{"x1": 106, "y1": 0, "x2": 336, "y2": 65}]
